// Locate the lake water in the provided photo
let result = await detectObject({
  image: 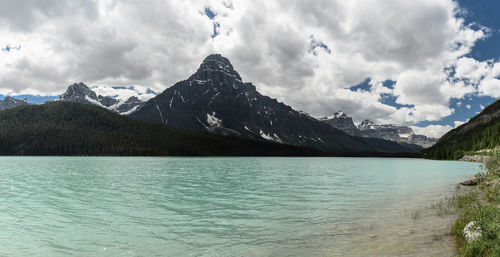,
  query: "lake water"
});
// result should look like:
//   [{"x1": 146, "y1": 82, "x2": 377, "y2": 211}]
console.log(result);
[{"x1": 0, "y1": 157, "x2": 480, "y2": 256}]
